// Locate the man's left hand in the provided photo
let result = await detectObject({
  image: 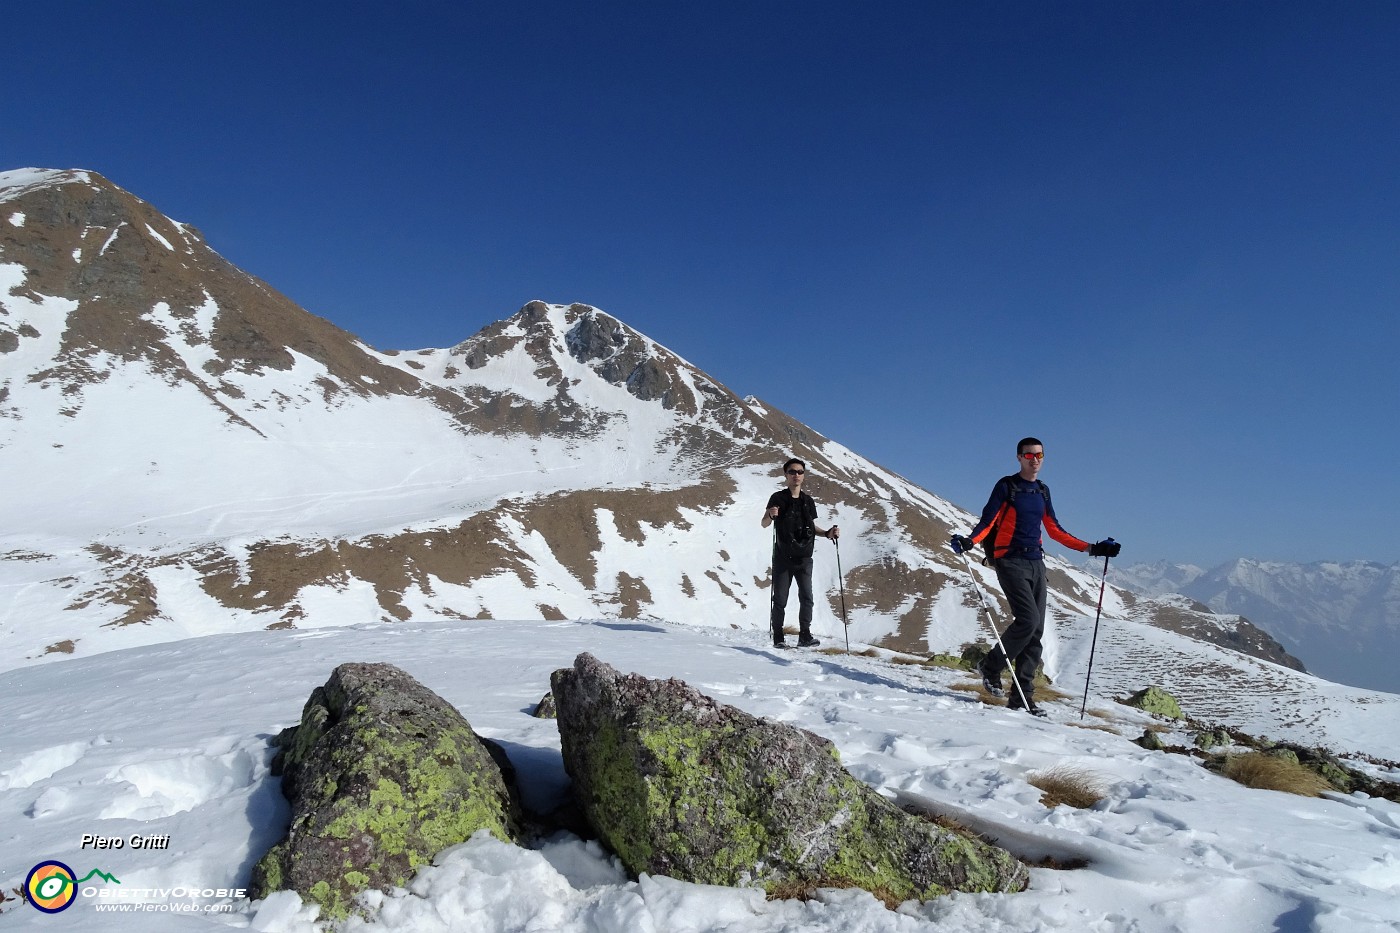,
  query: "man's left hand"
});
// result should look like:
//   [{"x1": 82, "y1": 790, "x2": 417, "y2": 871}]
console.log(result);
[{"x1": 1089, "y1": 538, "x2": 1121, "y2": 558}]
